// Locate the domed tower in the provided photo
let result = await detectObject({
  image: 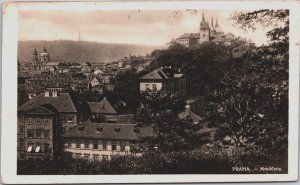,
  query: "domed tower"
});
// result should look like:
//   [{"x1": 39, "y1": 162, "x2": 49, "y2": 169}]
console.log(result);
[
  {"x1": 199, "y1": 12, "x2": 210, "y2": 44},
  {"x1": 40, "y1": 46, "x2": 50, "y2": 63}
]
